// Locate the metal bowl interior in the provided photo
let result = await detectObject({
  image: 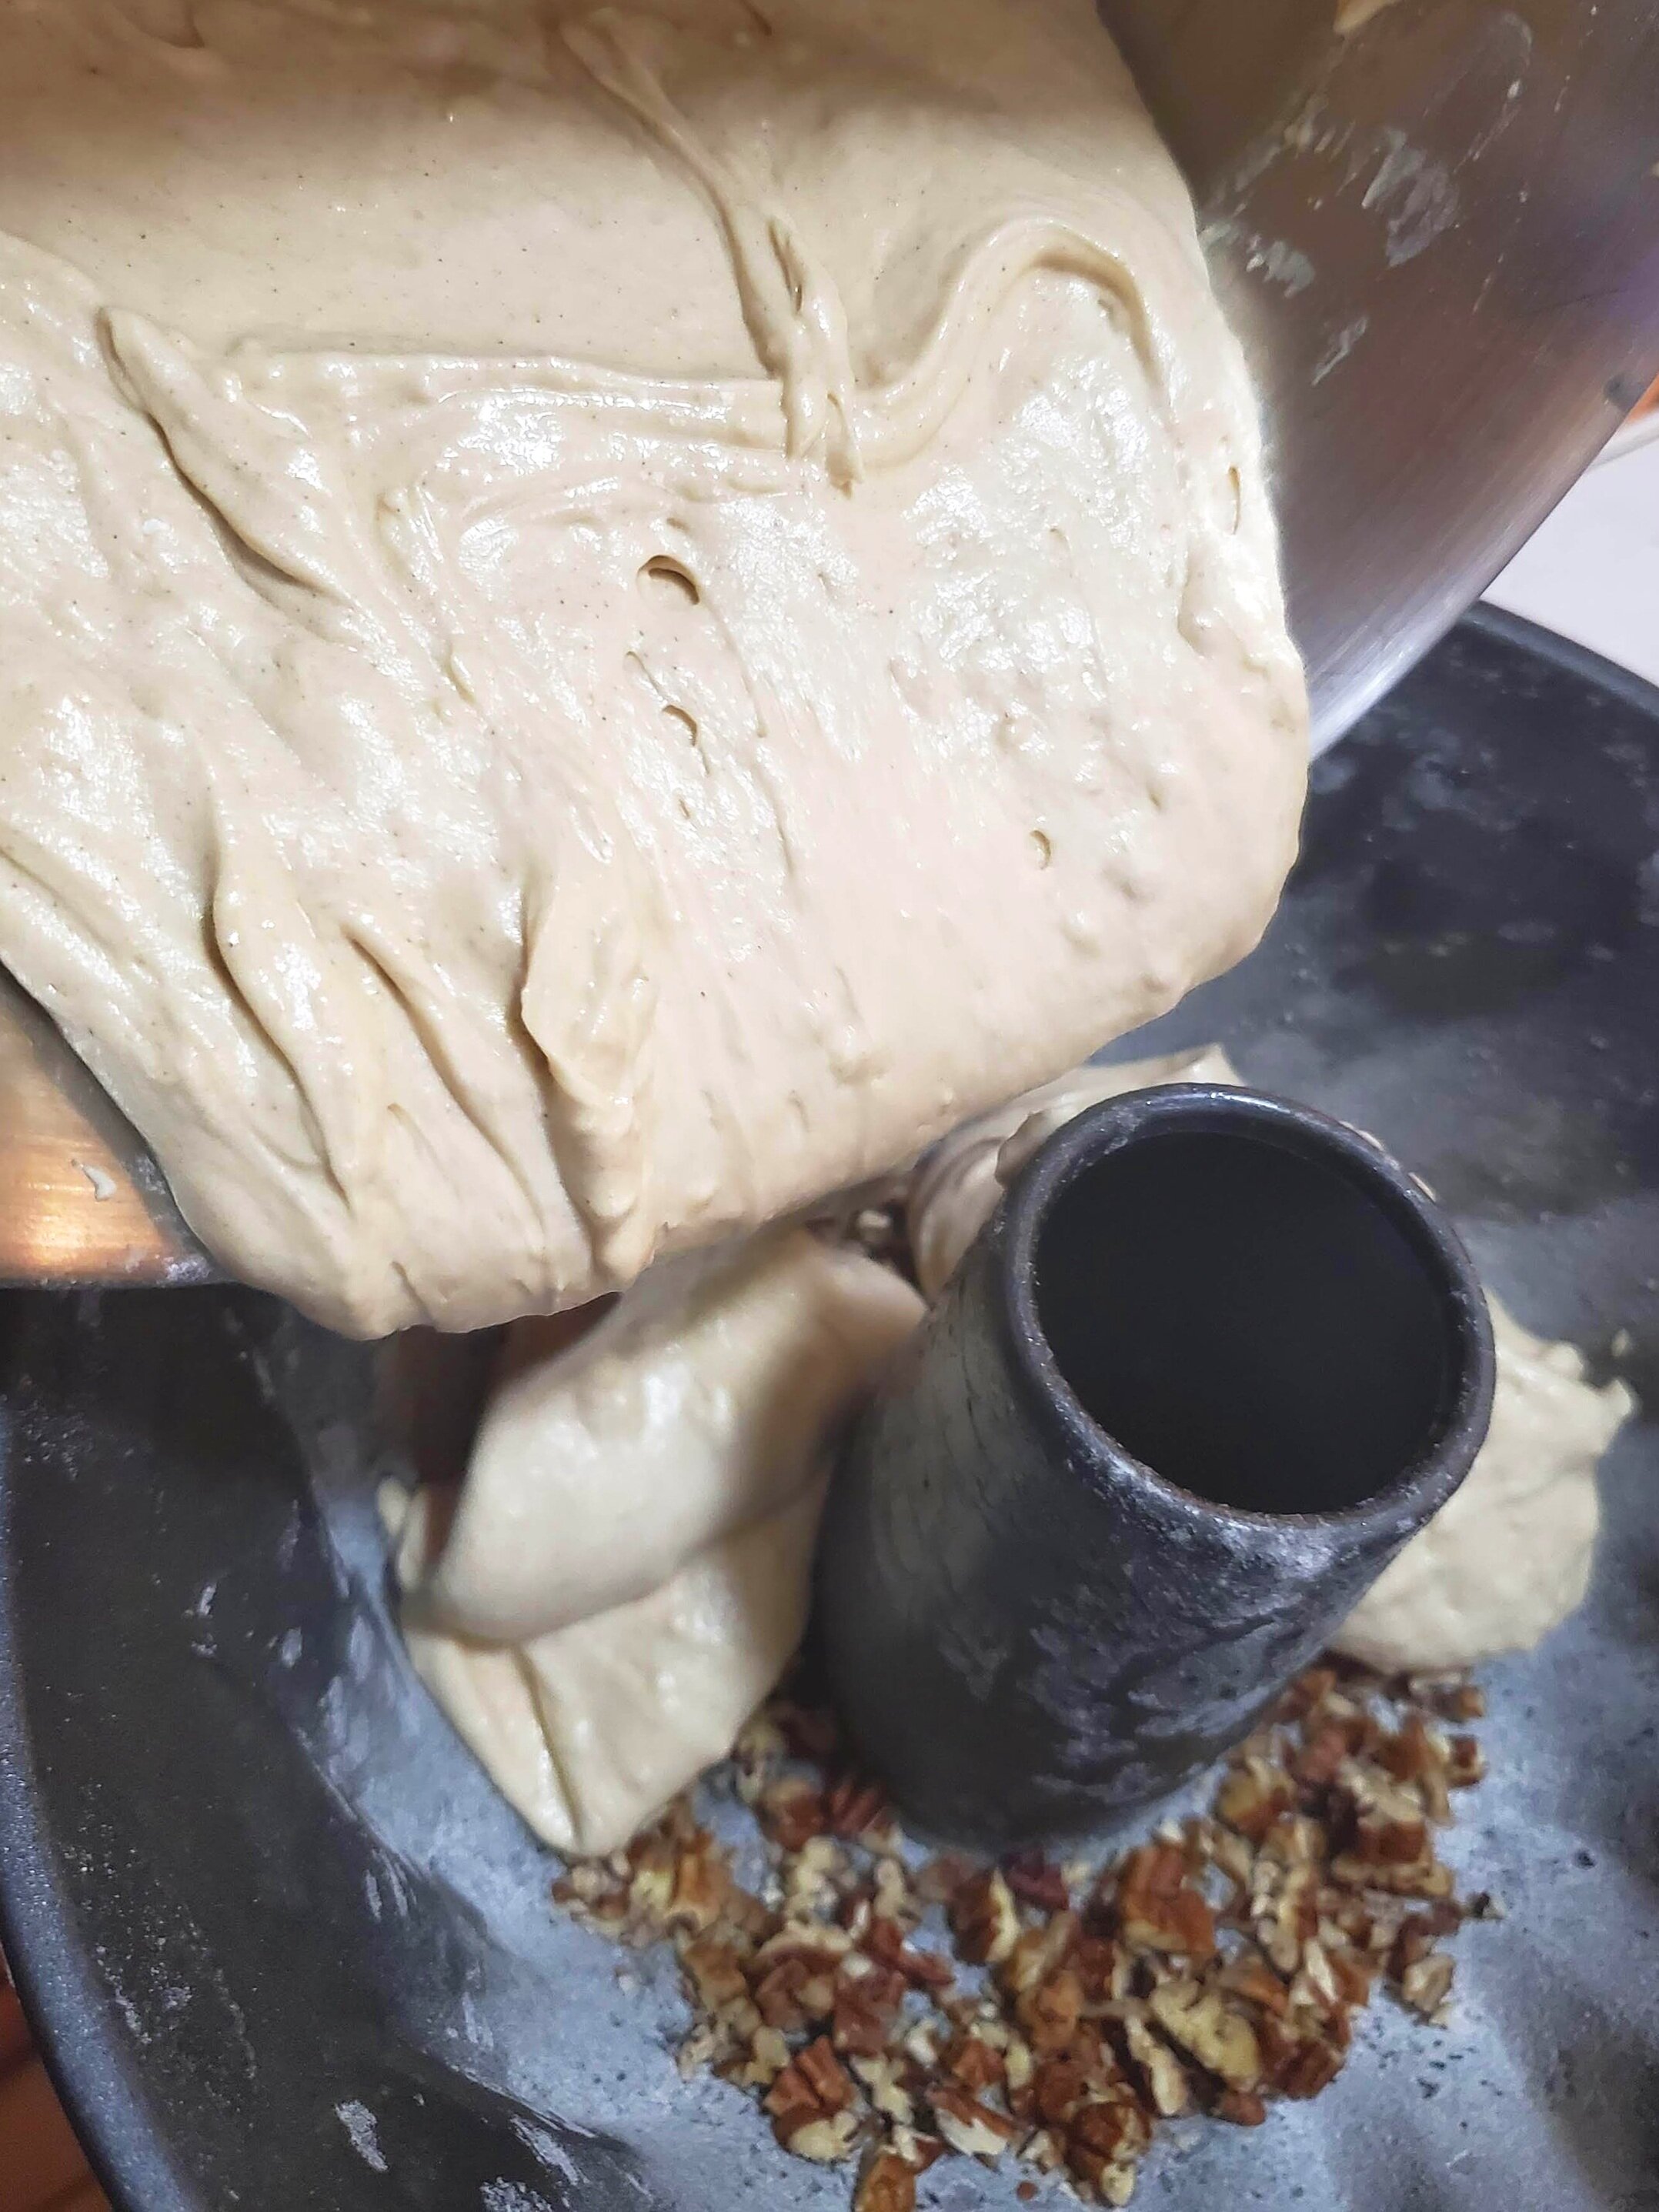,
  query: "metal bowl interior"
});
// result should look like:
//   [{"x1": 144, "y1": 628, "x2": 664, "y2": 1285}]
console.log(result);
[
  {"x1": 1, "y1": 607, "x2": 1656, "y2": 2212},
  {"x1": 1100, "y1": 0, "x2": 1659, "y2": 746}
]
